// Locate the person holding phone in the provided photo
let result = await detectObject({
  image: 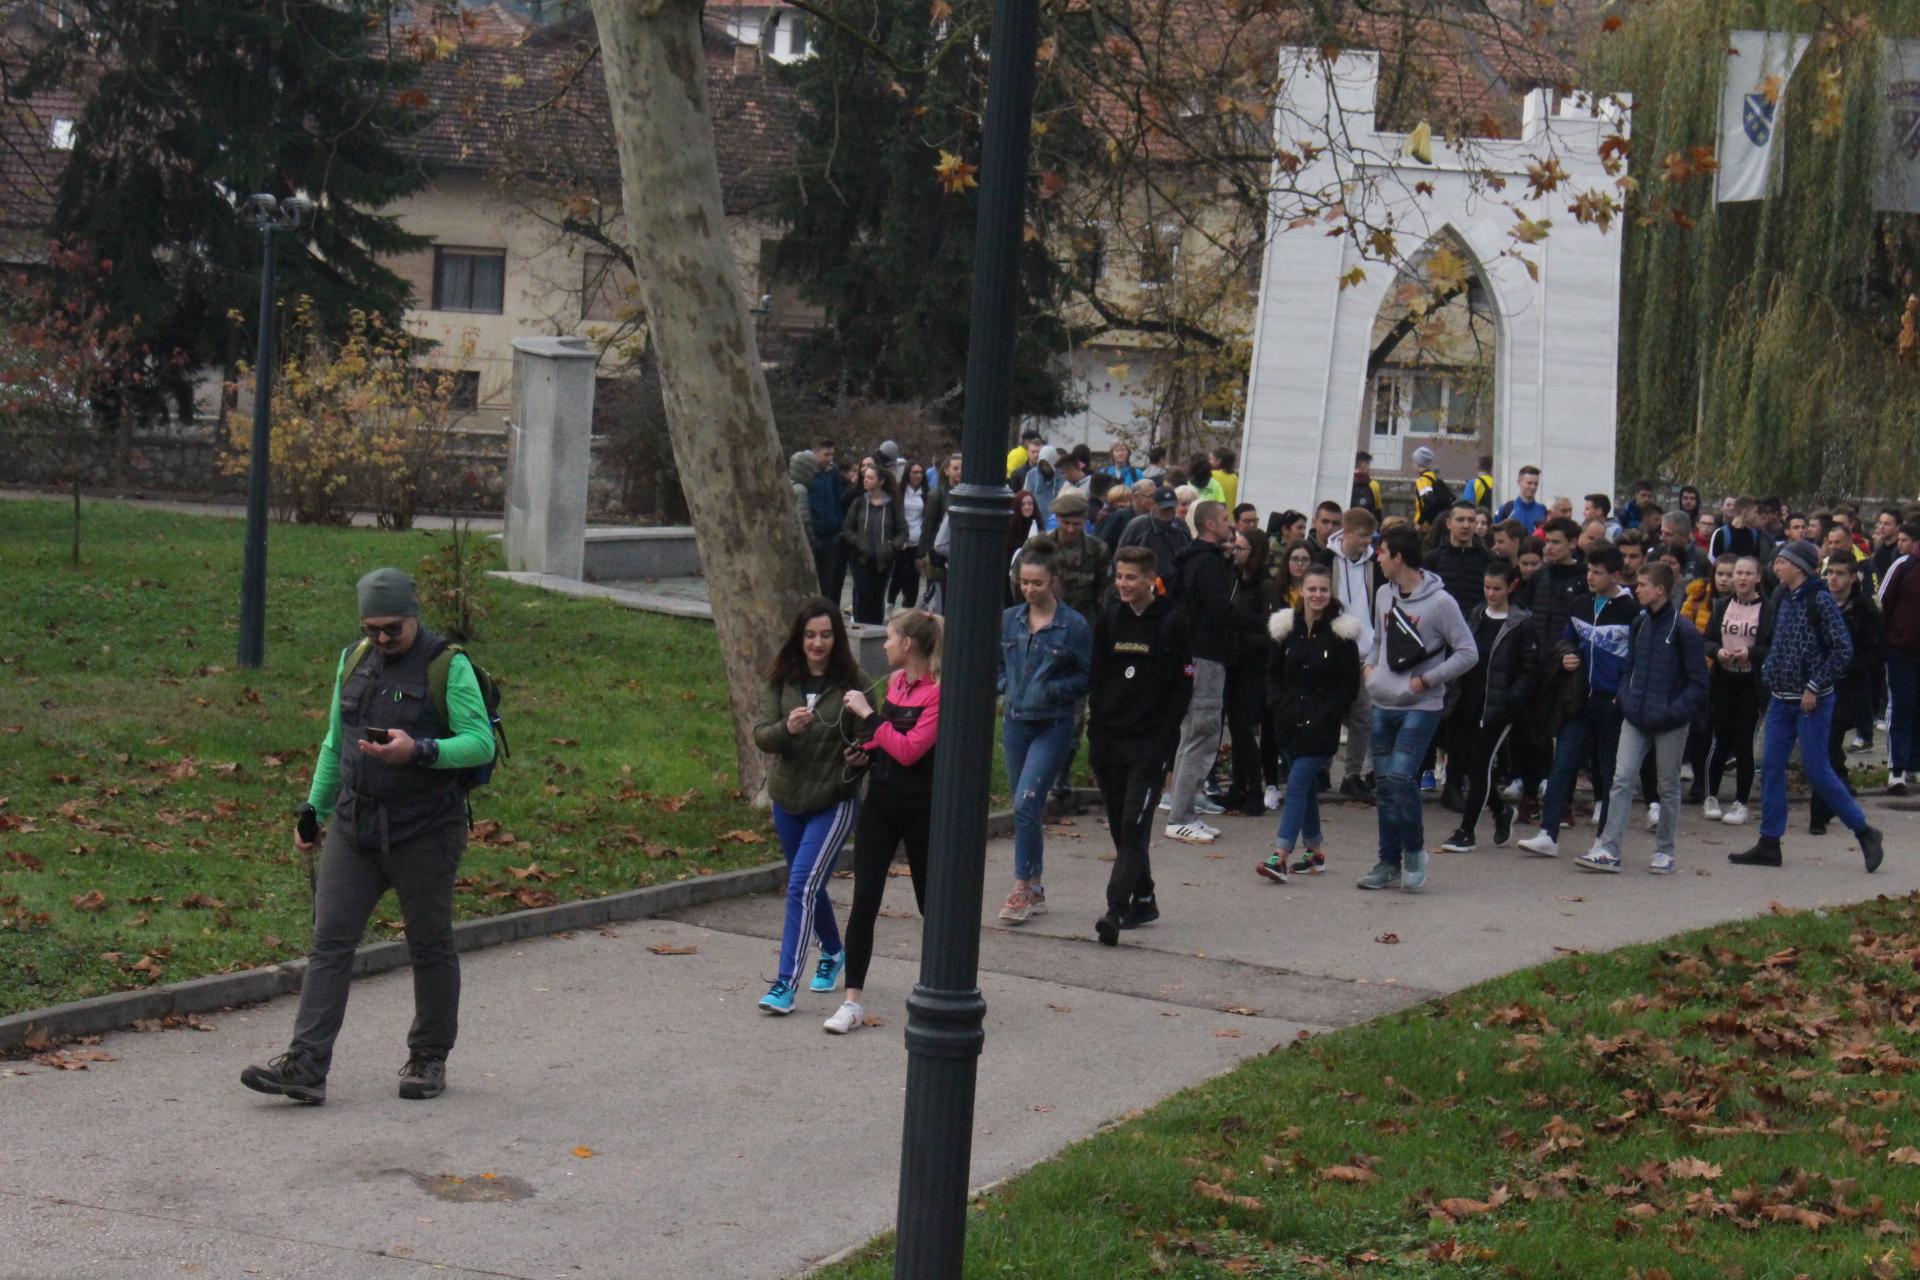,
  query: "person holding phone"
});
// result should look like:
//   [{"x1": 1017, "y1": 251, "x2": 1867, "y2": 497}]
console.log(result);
[
  {"x1": 751, "y1": 599, "x2": 870, "y2": 1015},
  {"x1": 241, "y1": 568, "x2": 496, "y2": 1106}
]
